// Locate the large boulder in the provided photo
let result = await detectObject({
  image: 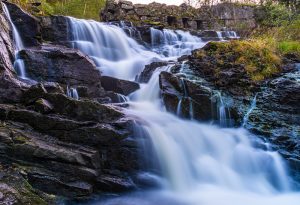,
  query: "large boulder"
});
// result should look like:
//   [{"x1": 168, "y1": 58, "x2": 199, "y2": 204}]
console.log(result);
[
  {"x1": 4, "y1": 2, "x2": 41, "y2": 47},
  {"x1": 101, "y1": 76, "x2": 140, "y2": 96},
  {"x1": 19, "y1": 45, "x2": 104, "y2": 97}
]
